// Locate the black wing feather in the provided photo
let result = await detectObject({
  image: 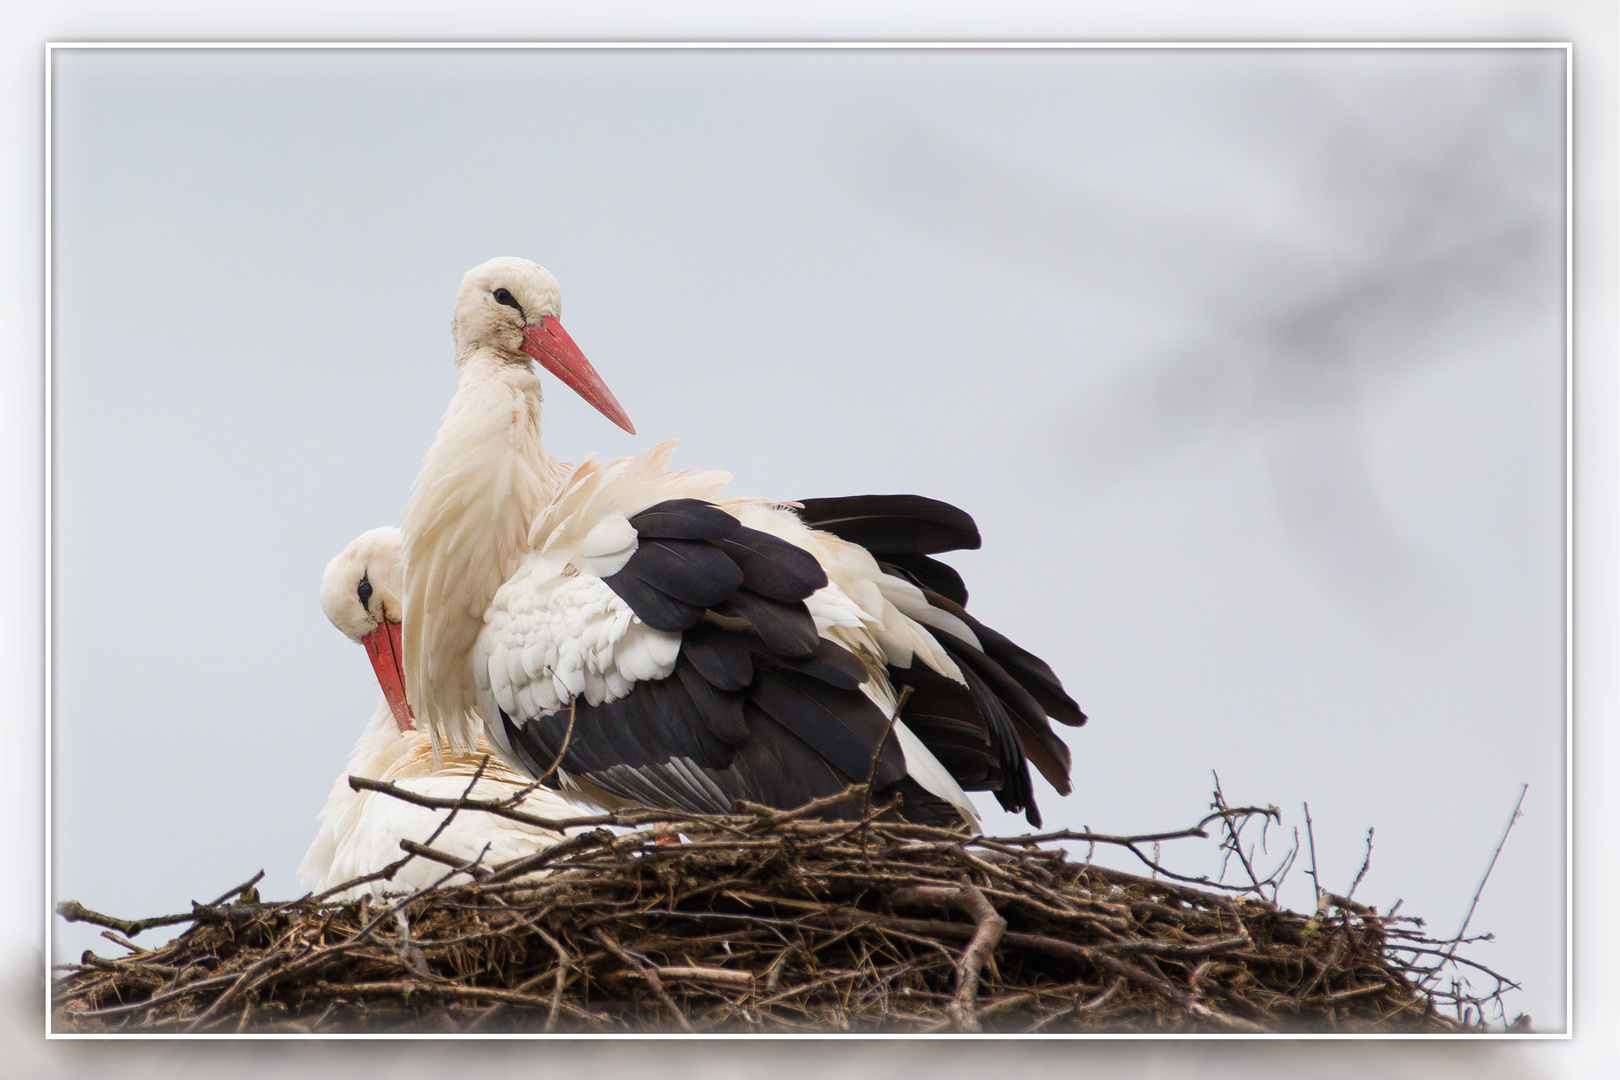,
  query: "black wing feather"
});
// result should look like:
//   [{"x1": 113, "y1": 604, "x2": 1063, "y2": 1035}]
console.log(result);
[
  {"x1": 502, "y1": 710, "x2": 551, "y2": 779},
  {"x1": 505, "y1": 681, "x2": 739, "y2": 816},
  {"x1": 603, "y1": 504, "x2": 823, "y2": 660},
  {"x1": 712, "y1": 590, "x2": 820, "y2": 657},
  {"x1": 628, "y1": 499, "x2": 741, "y2": 541},
  {"x1": 937, "y1": 652, "x2": 1038, "y2": 825},
  {"x1": 749, "y1": 669, "x2": 905, "y2": 788},
  {"x1": 601, "y1": 572, "x2": 706, "y2": 632},
  {"x1": 620, "y1": 537, "x2": 745, "y2": 608},
  {"x1": 889, "y1": 665, "x2": 998, "y2": 790},
  {"x1": 880, "y1": 554, "x2": 971, "y2": 607},
  {"x1": 672, "y1": 655, "x2": 749, "y2": 745},
  {"x1": 795, "y1": 494, "x2": 981, "y2": 555},
  {"x1": 717, "y1": 526, "x2": 827, "y2": 601},
  {"x1": 946, "y1": 604, "x2": 1086, "y2": 727},
  {"x1": 680, "y1": 622, "x2": 755, "y2": 691},
  {"x1": 584, "y1": 497, "x2": 887, "y2": 816},
  {"x1": 573, "y1": 678, "x2": 724, "y2": 774},
  {"x1": 943, "y1": 640, "x2": 1072, "y2": 779},
  {"x1": 757, "y1": 636, "x2": 868, "y2": 691},
  {"x1": 730, "y1": 704, "x2": 861, "y2": 820}
]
